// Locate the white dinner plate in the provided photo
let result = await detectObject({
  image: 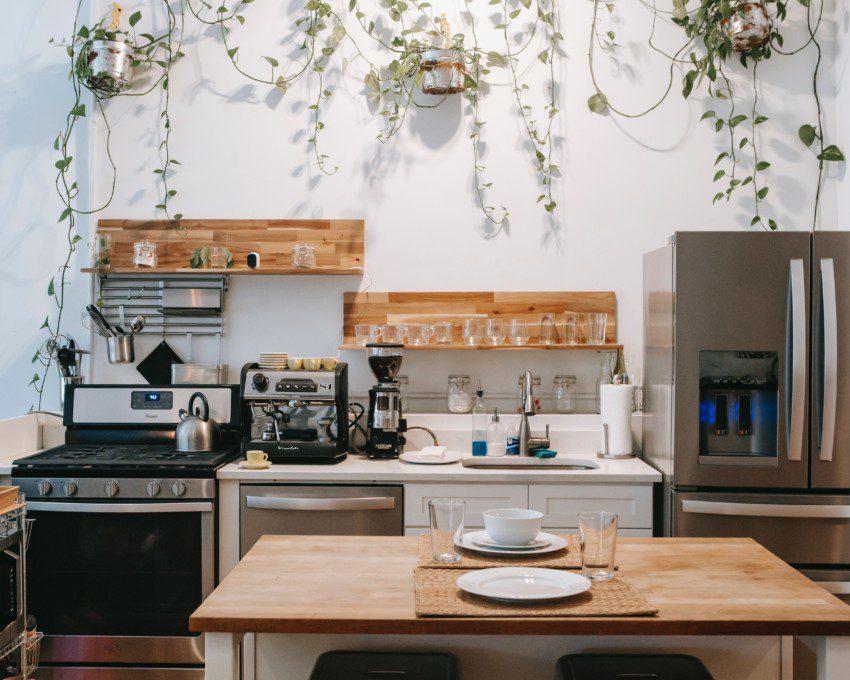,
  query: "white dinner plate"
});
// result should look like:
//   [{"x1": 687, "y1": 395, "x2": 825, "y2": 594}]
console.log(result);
[
  {"x1": 457, "y1": 531, "x2": 568, "y2": 556},
  {"x1": 471, "y1": 532, "x2": 552, "y2": 550},
  {"x1": 457, "y1": 567, "x2": 591, "y2": 602},
  {"x1": 400, "y1": 450, "x2": 463, "y2": 465}
]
